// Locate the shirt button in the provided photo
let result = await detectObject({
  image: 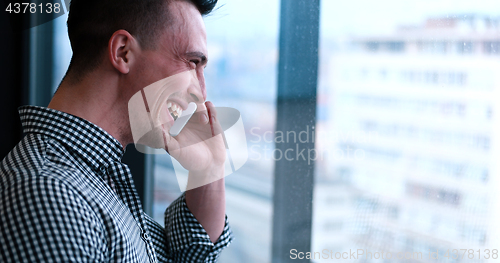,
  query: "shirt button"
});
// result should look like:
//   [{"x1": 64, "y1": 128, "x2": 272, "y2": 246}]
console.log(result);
[{"x1": 141, "y1": 232, "x2": 150, "y2": 241}]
